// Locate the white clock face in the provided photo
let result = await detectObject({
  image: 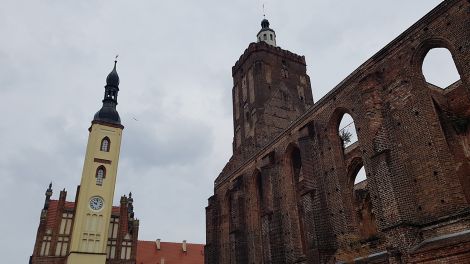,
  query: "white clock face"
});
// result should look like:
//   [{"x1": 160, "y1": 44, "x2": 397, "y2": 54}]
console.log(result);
[{"x1": 89, "y1": 196, "x2": 104, "y2": 211}]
